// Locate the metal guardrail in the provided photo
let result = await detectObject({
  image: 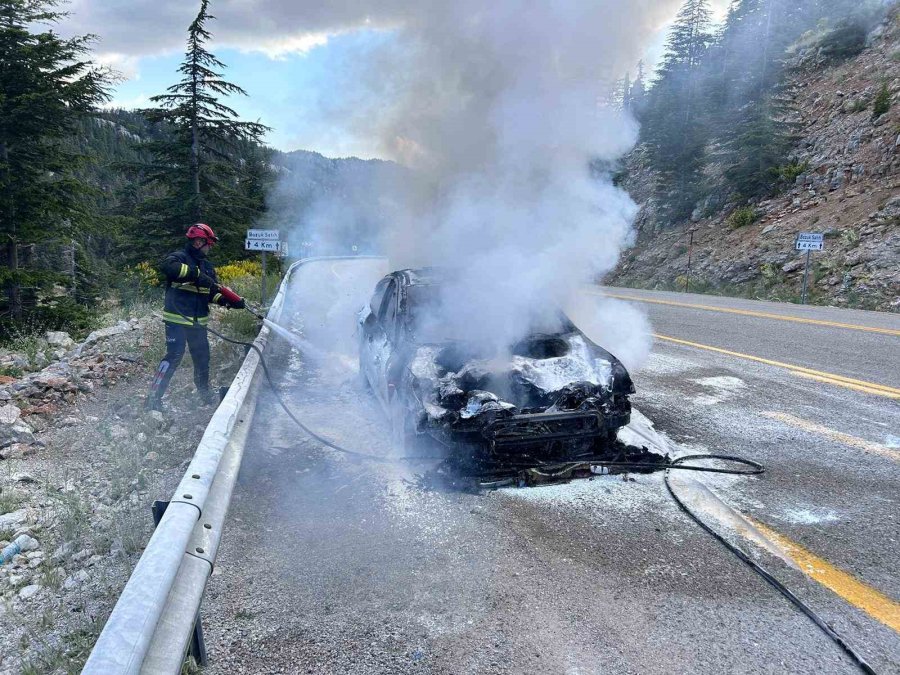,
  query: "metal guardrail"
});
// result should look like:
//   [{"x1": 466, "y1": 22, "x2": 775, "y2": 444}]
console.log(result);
[{"x1": 82, "y1": 256, "x2": 381, "y2": 674}]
